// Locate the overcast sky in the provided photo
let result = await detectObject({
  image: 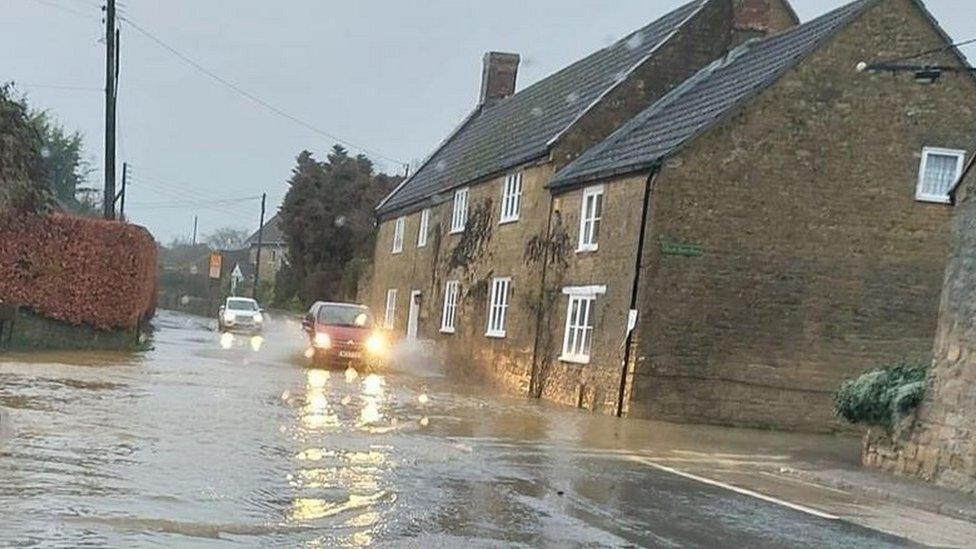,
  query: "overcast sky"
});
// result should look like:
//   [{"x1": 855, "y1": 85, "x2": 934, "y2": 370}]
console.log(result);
[{"x1": 3, "y1": 0, "x2": 974, "y2": 242}]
